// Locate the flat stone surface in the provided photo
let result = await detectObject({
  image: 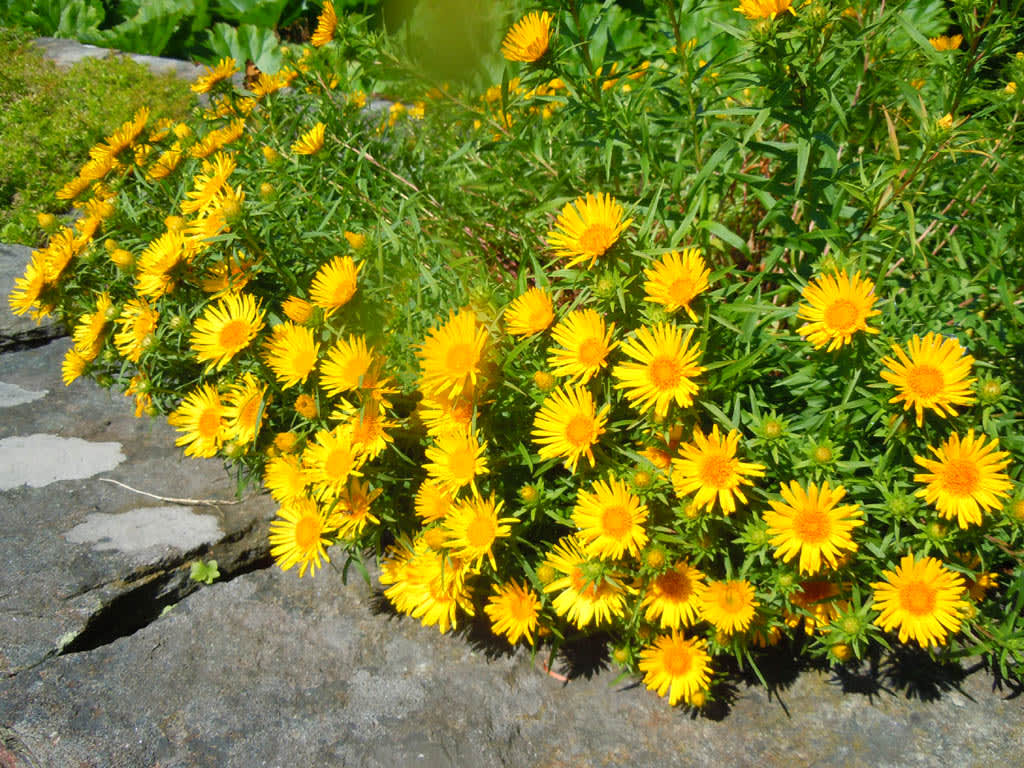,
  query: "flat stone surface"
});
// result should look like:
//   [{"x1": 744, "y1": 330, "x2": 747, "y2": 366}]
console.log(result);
[
  {"x1": 1, "y1": 565, "x2": 1021, "y2": 768},
  {"x1": 0, "y1": 338, "x2": 275, "y2": 675},
  {"x1": 0, "y1": 243, "x2": 66, "y2": 351},
  {"x1": 32, "y1": 36, "x2": 202, "y2": 80}
]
